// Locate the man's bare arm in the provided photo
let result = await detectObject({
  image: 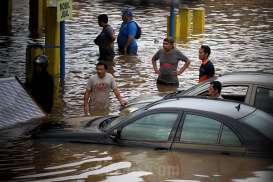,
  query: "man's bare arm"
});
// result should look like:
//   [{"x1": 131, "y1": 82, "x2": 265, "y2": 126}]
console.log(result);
[
  {"x1": 113, "y1": 88, "x2": 127, "y2": 107},
  {"x1": 152, "y1": 58, "x2": 160, "y2": 74},
  {"x1": 84, "y1": 89, "x2": 91, "y2": 115},
  {"x1": 124, "y1": 36, "x2": 134, "y2": 54},
  {"x1": 177, "y1": 59, "x2": 191, "y2": 75},
  {"x1": 111, "y1": 30, "x2": 116, "y2": 42}
]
